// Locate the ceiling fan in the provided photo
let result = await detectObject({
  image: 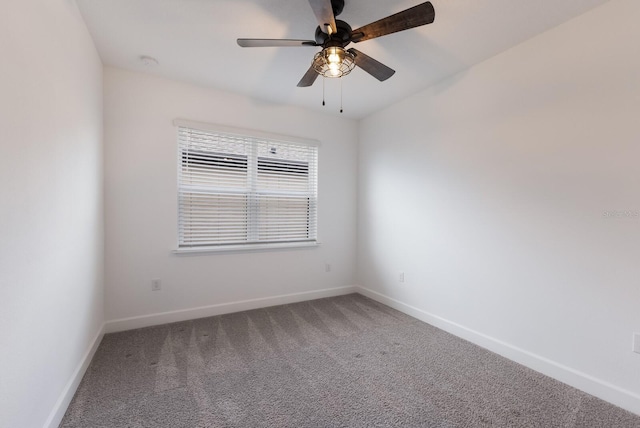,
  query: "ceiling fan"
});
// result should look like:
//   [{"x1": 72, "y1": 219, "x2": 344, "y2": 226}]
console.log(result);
[{"x1": 237, "y1": 0, "x2": 435, "y2": 87}]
